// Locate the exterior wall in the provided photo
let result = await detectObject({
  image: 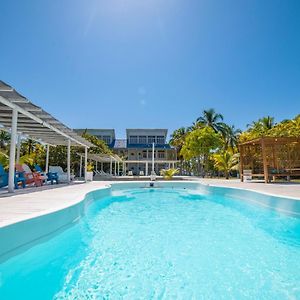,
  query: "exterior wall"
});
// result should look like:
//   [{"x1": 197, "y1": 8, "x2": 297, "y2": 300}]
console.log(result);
[
  {"x1": 74, "y1": 128, "x2": 177, "y2": 176},
  {"x1": 74, "y1": 129, "x2": 115, "y2": 145},
  {"x1": 126, "y1": 129, "x2": 168, "y2": 144}
]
